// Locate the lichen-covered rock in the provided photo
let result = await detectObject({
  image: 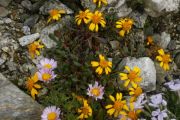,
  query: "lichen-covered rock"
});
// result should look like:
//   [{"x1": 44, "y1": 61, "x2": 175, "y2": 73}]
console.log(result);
[
  {"x1": 40, "y1": 16, "x2": 72, "y2": 48},
  {"x1": 39, "y1": 0, "x2": 73, "y2": 15},
  {"x1": 0, "y1": 7, "x2": 9, "y2": 18},
  {"x1": 18, "y1": 33, "x2": 40, "y2": 46},
  {"x1": 155, "y1": 32, "x2": 171, "y2": 49},
  {"x1": 0, "y1": 73, "x2": 43, "y2": 120},
  {"x1": 0, "y1": 0, "x2": 12, "y2": 7},
  {"x1": 120, "y1": 57, "x2": 156, "y2": 92},
  {"x1": 144, "y1": 0, "x2": 180, "y2": 17}
]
